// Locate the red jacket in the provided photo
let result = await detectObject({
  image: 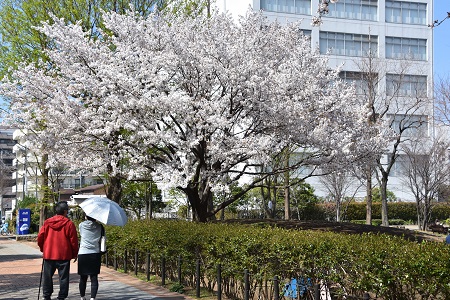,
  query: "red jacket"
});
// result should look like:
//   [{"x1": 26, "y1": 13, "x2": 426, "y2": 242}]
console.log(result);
[{"x1": 37, "y1": 215, "x2": 79, "y2": 260}]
